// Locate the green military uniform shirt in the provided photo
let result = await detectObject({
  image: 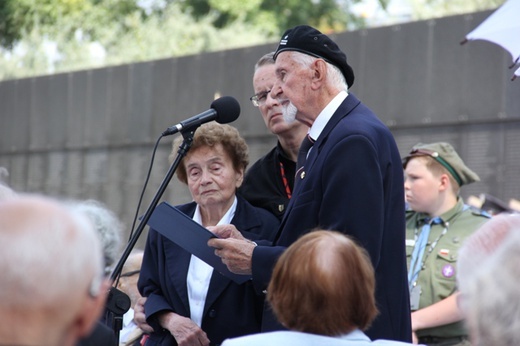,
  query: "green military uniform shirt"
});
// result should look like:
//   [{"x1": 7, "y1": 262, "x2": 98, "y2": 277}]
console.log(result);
[{"x1": 406, "y1": 198, "x2": 490, "y2": 339}]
